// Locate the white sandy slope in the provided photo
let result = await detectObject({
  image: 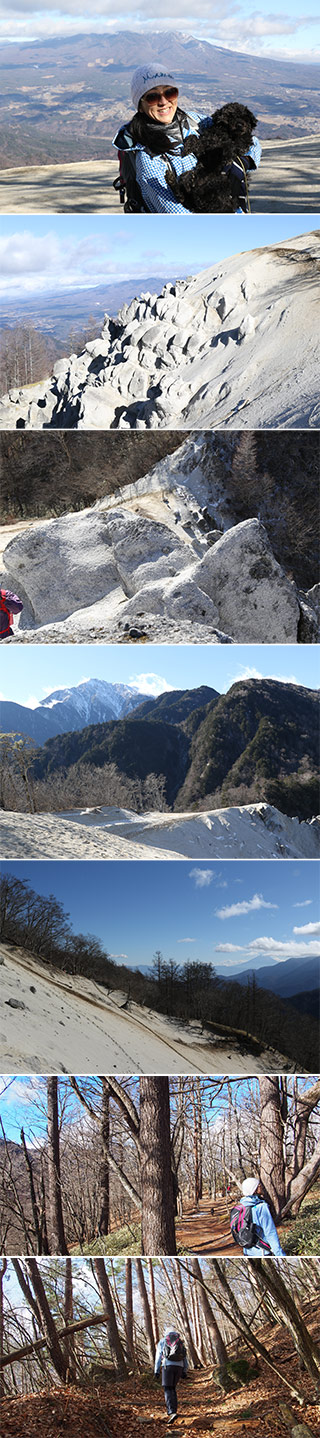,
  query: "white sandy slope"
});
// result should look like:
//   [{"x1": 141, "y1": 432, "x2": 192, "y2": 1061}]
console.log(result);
[
  {"x1": 1, "y1": 803, "x2": 319, "y2": 860},
  {"x1": 0, "y1": 138, "x2": 318, "y2": 215},
  {"x1": 1, "y1": 231, "x2": 319, "y2": 432},
  {"x1": 0, "y1": 942, "x2": 297, "y2": 1075}
]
